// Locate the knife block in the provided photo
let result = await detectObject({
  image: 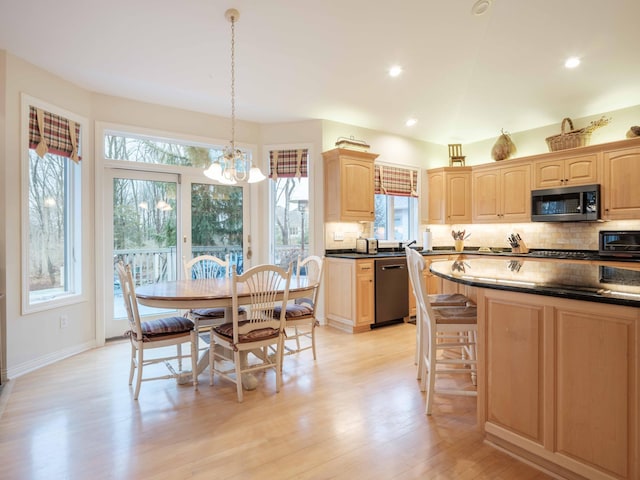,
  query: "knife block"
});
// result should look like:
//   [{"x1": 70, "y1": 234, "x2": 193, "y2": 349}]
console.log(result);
[{"x1": 511, "y1": 239, "x2": 529, "y2": 254}]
